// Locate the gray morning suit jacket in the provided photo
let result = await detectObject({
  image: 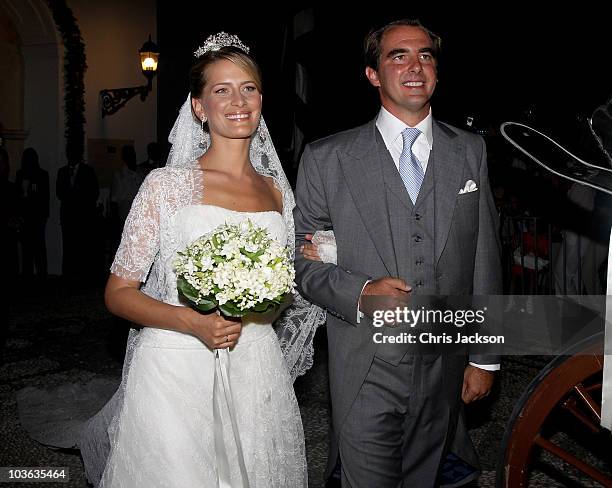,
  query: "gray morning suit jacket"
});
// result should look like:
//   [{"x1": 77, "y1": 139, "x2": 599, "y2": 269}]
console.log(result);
[{"x1": 293, "y1": 116, "x2": 502, "y2": 478}]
